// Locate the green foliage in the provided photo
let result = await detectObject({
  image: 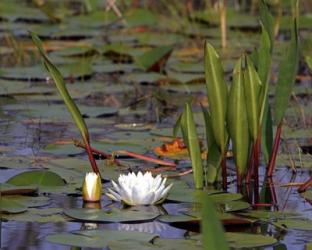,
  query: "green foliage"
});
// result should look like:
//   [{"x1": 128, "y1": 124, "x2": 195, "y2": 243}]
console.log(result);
[
  {"x1": 202, "y1": 195, "x2": 229, "y2": 250},
  {"x1": 243, "y1": 56, "x2": 262, "y2": 141},
  {"x1": 180, "y1": 103, "x2": 203, "y2": 189},
  {"x1": 31, "y1": 32, "x2": 90, "y2": 143},
  {"x1": 274, "y1": 3, "x2": 299, "y2": 125},
  {"x1": 227, "y1": 57, "x2": 250, "y2": 177},
  {"x1": 204, "y1": 42, "x2": 228, "y2": 155}
]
